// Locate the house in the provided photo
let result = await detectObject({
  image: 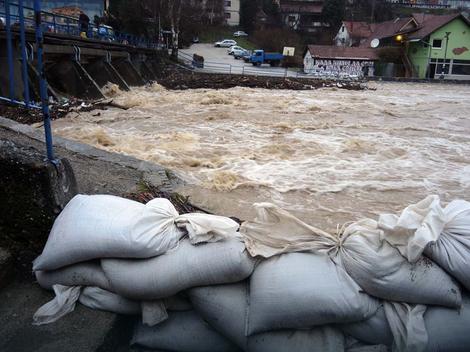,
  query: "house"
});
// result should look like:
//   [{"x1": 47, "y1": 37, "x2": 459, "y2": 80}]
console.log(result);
[
  {"x1": 360, "y1": 16, "x2": 420, "y2": 48},
  {"x1": 335, "y1": 21, "x2": 374, "y2": 47},
  {"x1": 22, "y1": 1, "x2": 108, "y2": 20},
  {"x1": 406, "y1": 13, "x2": 470, "y2": 79},
  {"x1": 304, "y1": 45, "x2": 379, "y2": 78},
  {"x1": 224, "y1": 0, "x2": 240, "y2": 26},
  {"x1": 278, "y1": 0, "x2": 324, "y2": 32}
]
